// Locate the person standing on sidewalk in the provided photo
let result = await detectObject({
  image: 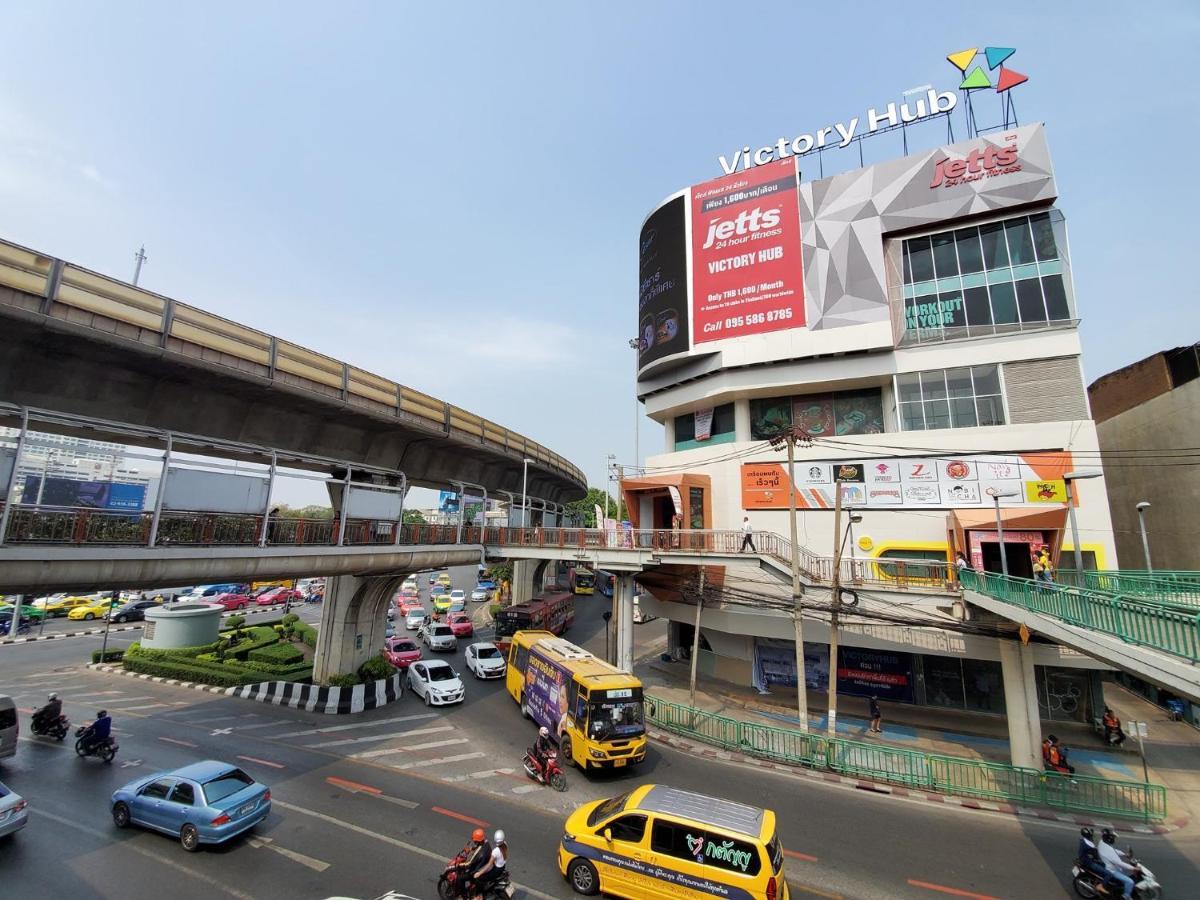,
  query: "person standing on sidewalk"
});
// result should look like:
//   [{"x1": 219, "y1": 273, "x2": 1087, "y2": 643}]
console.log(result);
[
  {"x1": 868, "y1": 695, "x2": 882, "y2": 734},
  {"x1": 740, "y1": 516, "x2": 756, "y2": 552}
]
